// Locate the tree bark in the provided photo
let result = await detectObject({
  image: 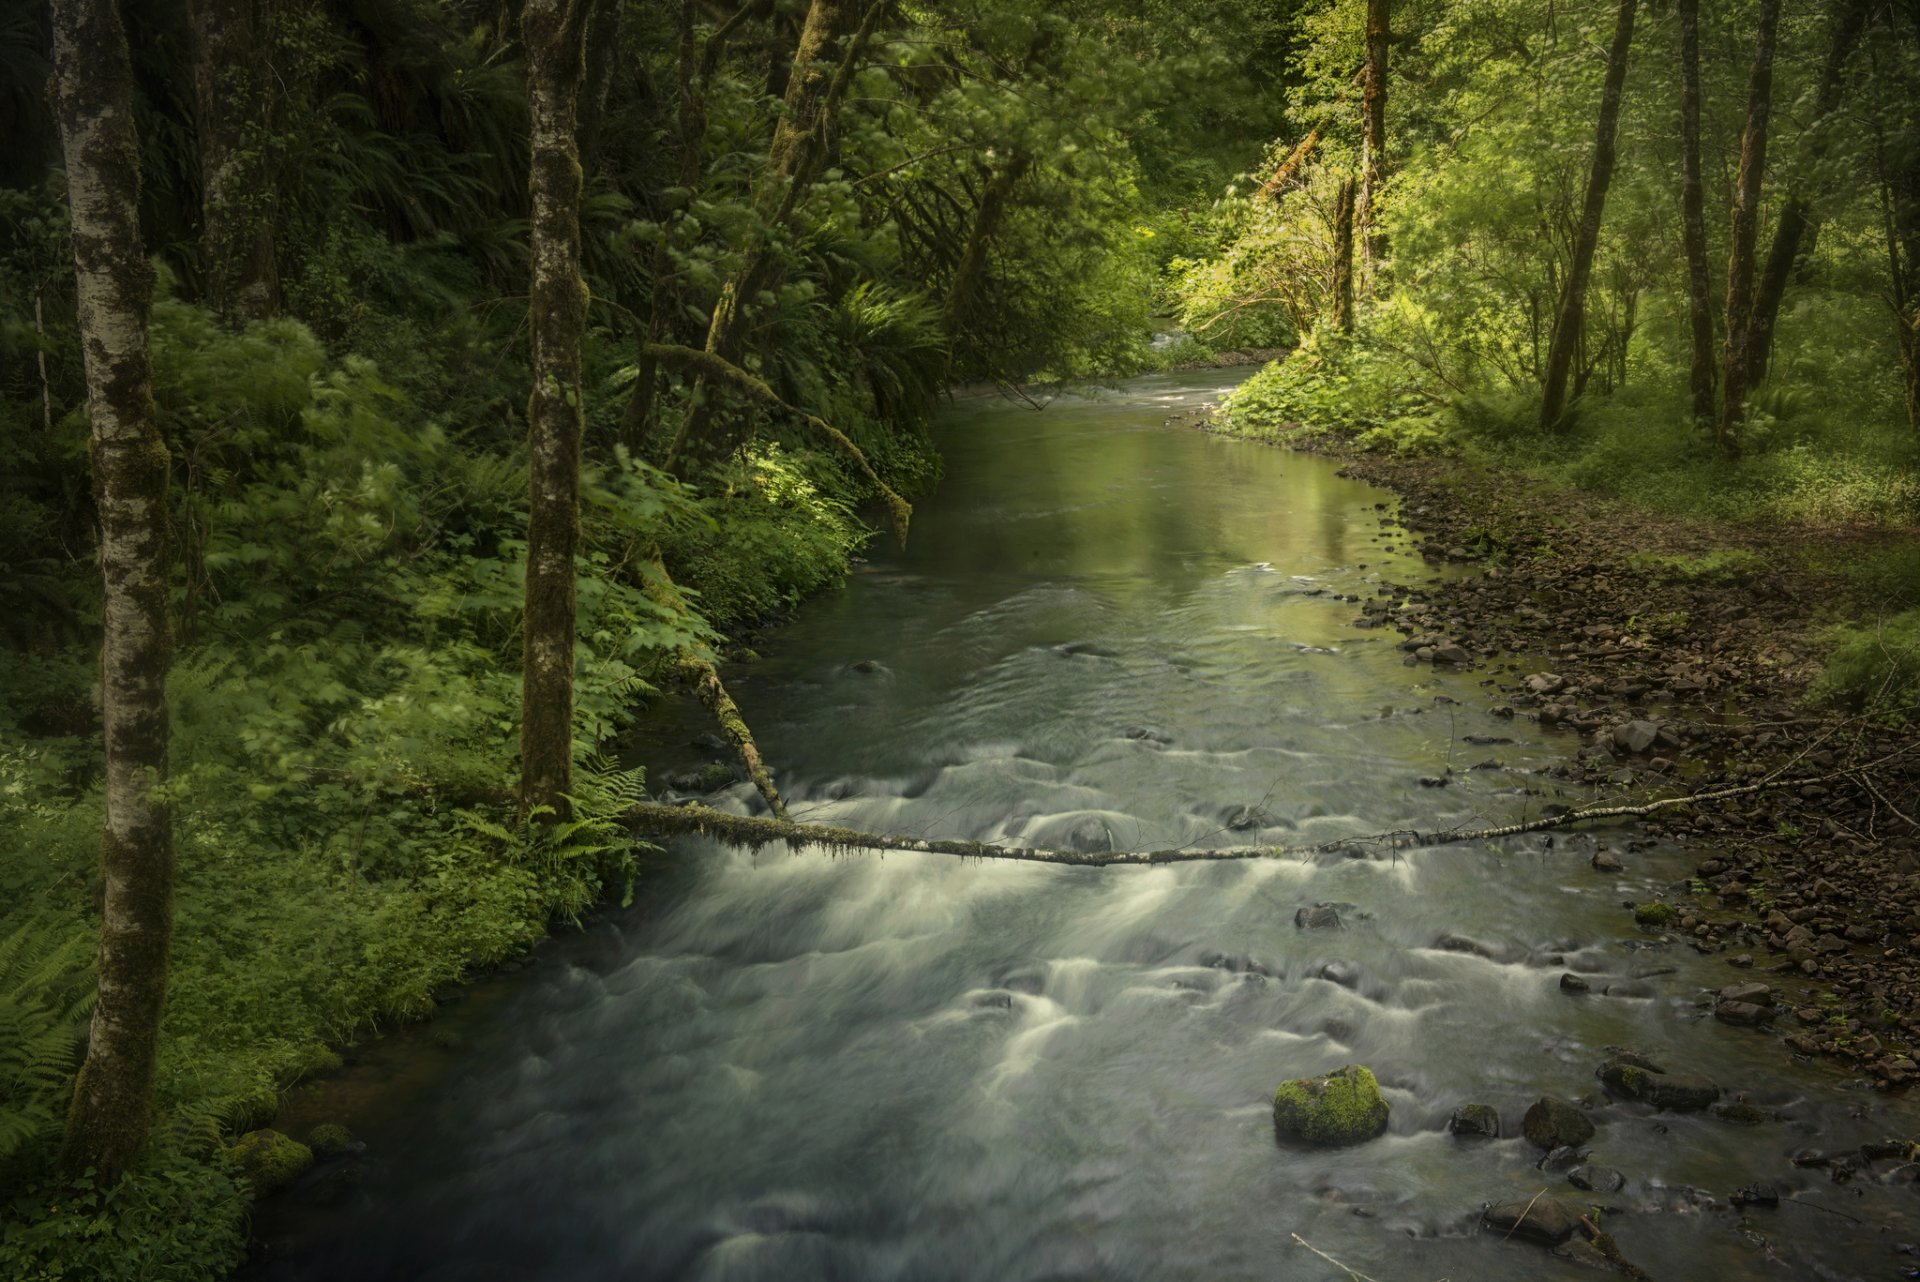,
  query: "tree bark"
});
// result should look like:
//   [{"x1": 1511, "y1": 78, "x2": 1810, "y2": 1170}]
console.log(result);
[
  {"x1": 1677, "y1": 0, "x2": 1715, "y2": 424},
  {"x1": 1357, "y1": 0, "x2": 1389, "y2": 285},
  {"x1": 1747, "y1": 0, "x2": 1869, "y2": 385},
  {"x1": 943, "y1": 150, "x2": 1029, "y2": 352},
  {"x1": 1538, "y1": 0, "x2": 1637, "y2": 429},
  {"x1": 1330, "y1": 176, "x2": 1356, "y2": 333},
  {"x1": 186, "y1": 0, "x2": 277, "y2": 323},
  {"x1": 575, "y1": 0, "x2": 624, "y2": 171},
  {"x1": 51, "y1": 0, "x2": 175, "y2": 1186},
  {"x1": 520, "y1": 0, "x2": 596, "y2": 822},
  {"x1": 1718, "y1": 0, "x2": 1782, "y2": 451}
]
